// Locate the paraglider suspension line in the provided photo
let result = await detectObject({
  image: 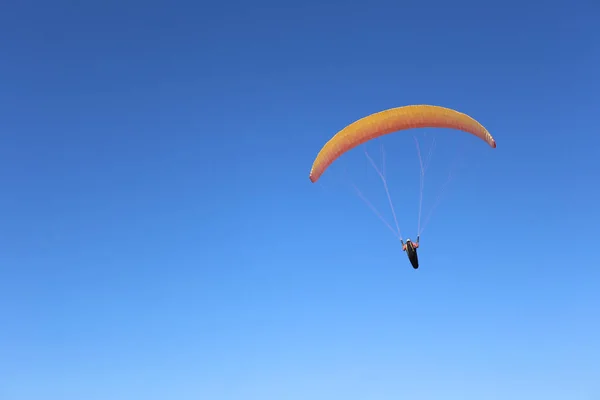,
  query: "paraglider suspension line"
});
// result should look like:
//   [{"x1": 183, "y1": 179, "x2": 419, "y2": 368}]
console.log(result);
[
  {"x1": 341, "y1": 164, "x2": 401, "y2": 241},
  {"x1": 420, "y1": 172, "x2": 453, "y2": 235},
  {"x1": 413, "y1": 135, "x2": 436, "y2": 237},
  {"x1": 350, "y1": 182, "x2": 402, "y2": 240},
  {"x1": 364, "y1": 147, "x2": 403, "y2": 241}
]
